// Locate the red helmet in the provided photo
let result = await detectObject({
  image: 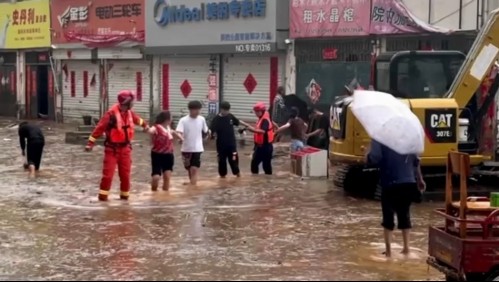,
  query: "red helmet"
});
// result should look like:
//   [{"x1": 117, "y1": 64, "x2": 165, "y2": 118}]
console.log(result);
[
  {"x1": 117, "y1": 90, "x2": 134, "y2": 105},
  {"x1": 253, "y1": 102, "x2": 266, "y2": 112}
]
